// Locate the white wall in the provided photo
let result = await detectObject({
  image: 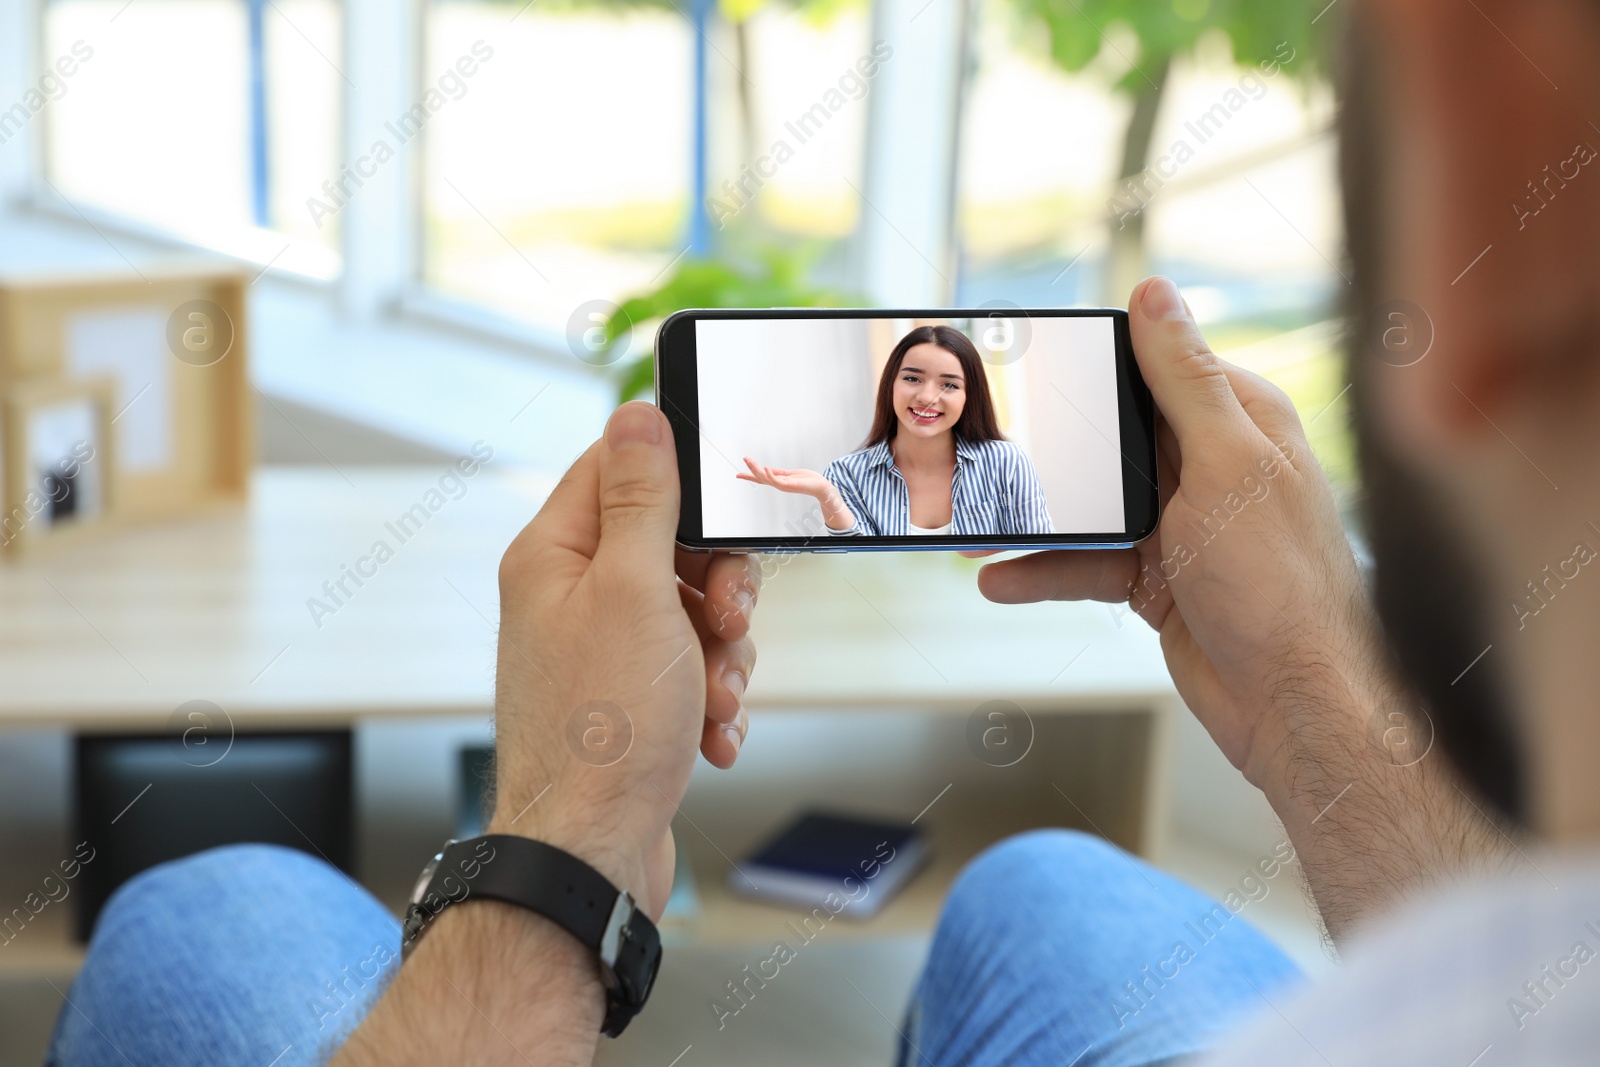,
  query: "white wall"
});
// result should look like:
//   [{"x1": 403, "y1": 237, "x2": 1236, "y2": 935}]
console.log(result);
[
  {"x1": 1020, "y1": 316, "x2": 1126, "y2": 534},
  {"x1": 697, "y1": 317, "x2": 877, "y2": 538}
]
